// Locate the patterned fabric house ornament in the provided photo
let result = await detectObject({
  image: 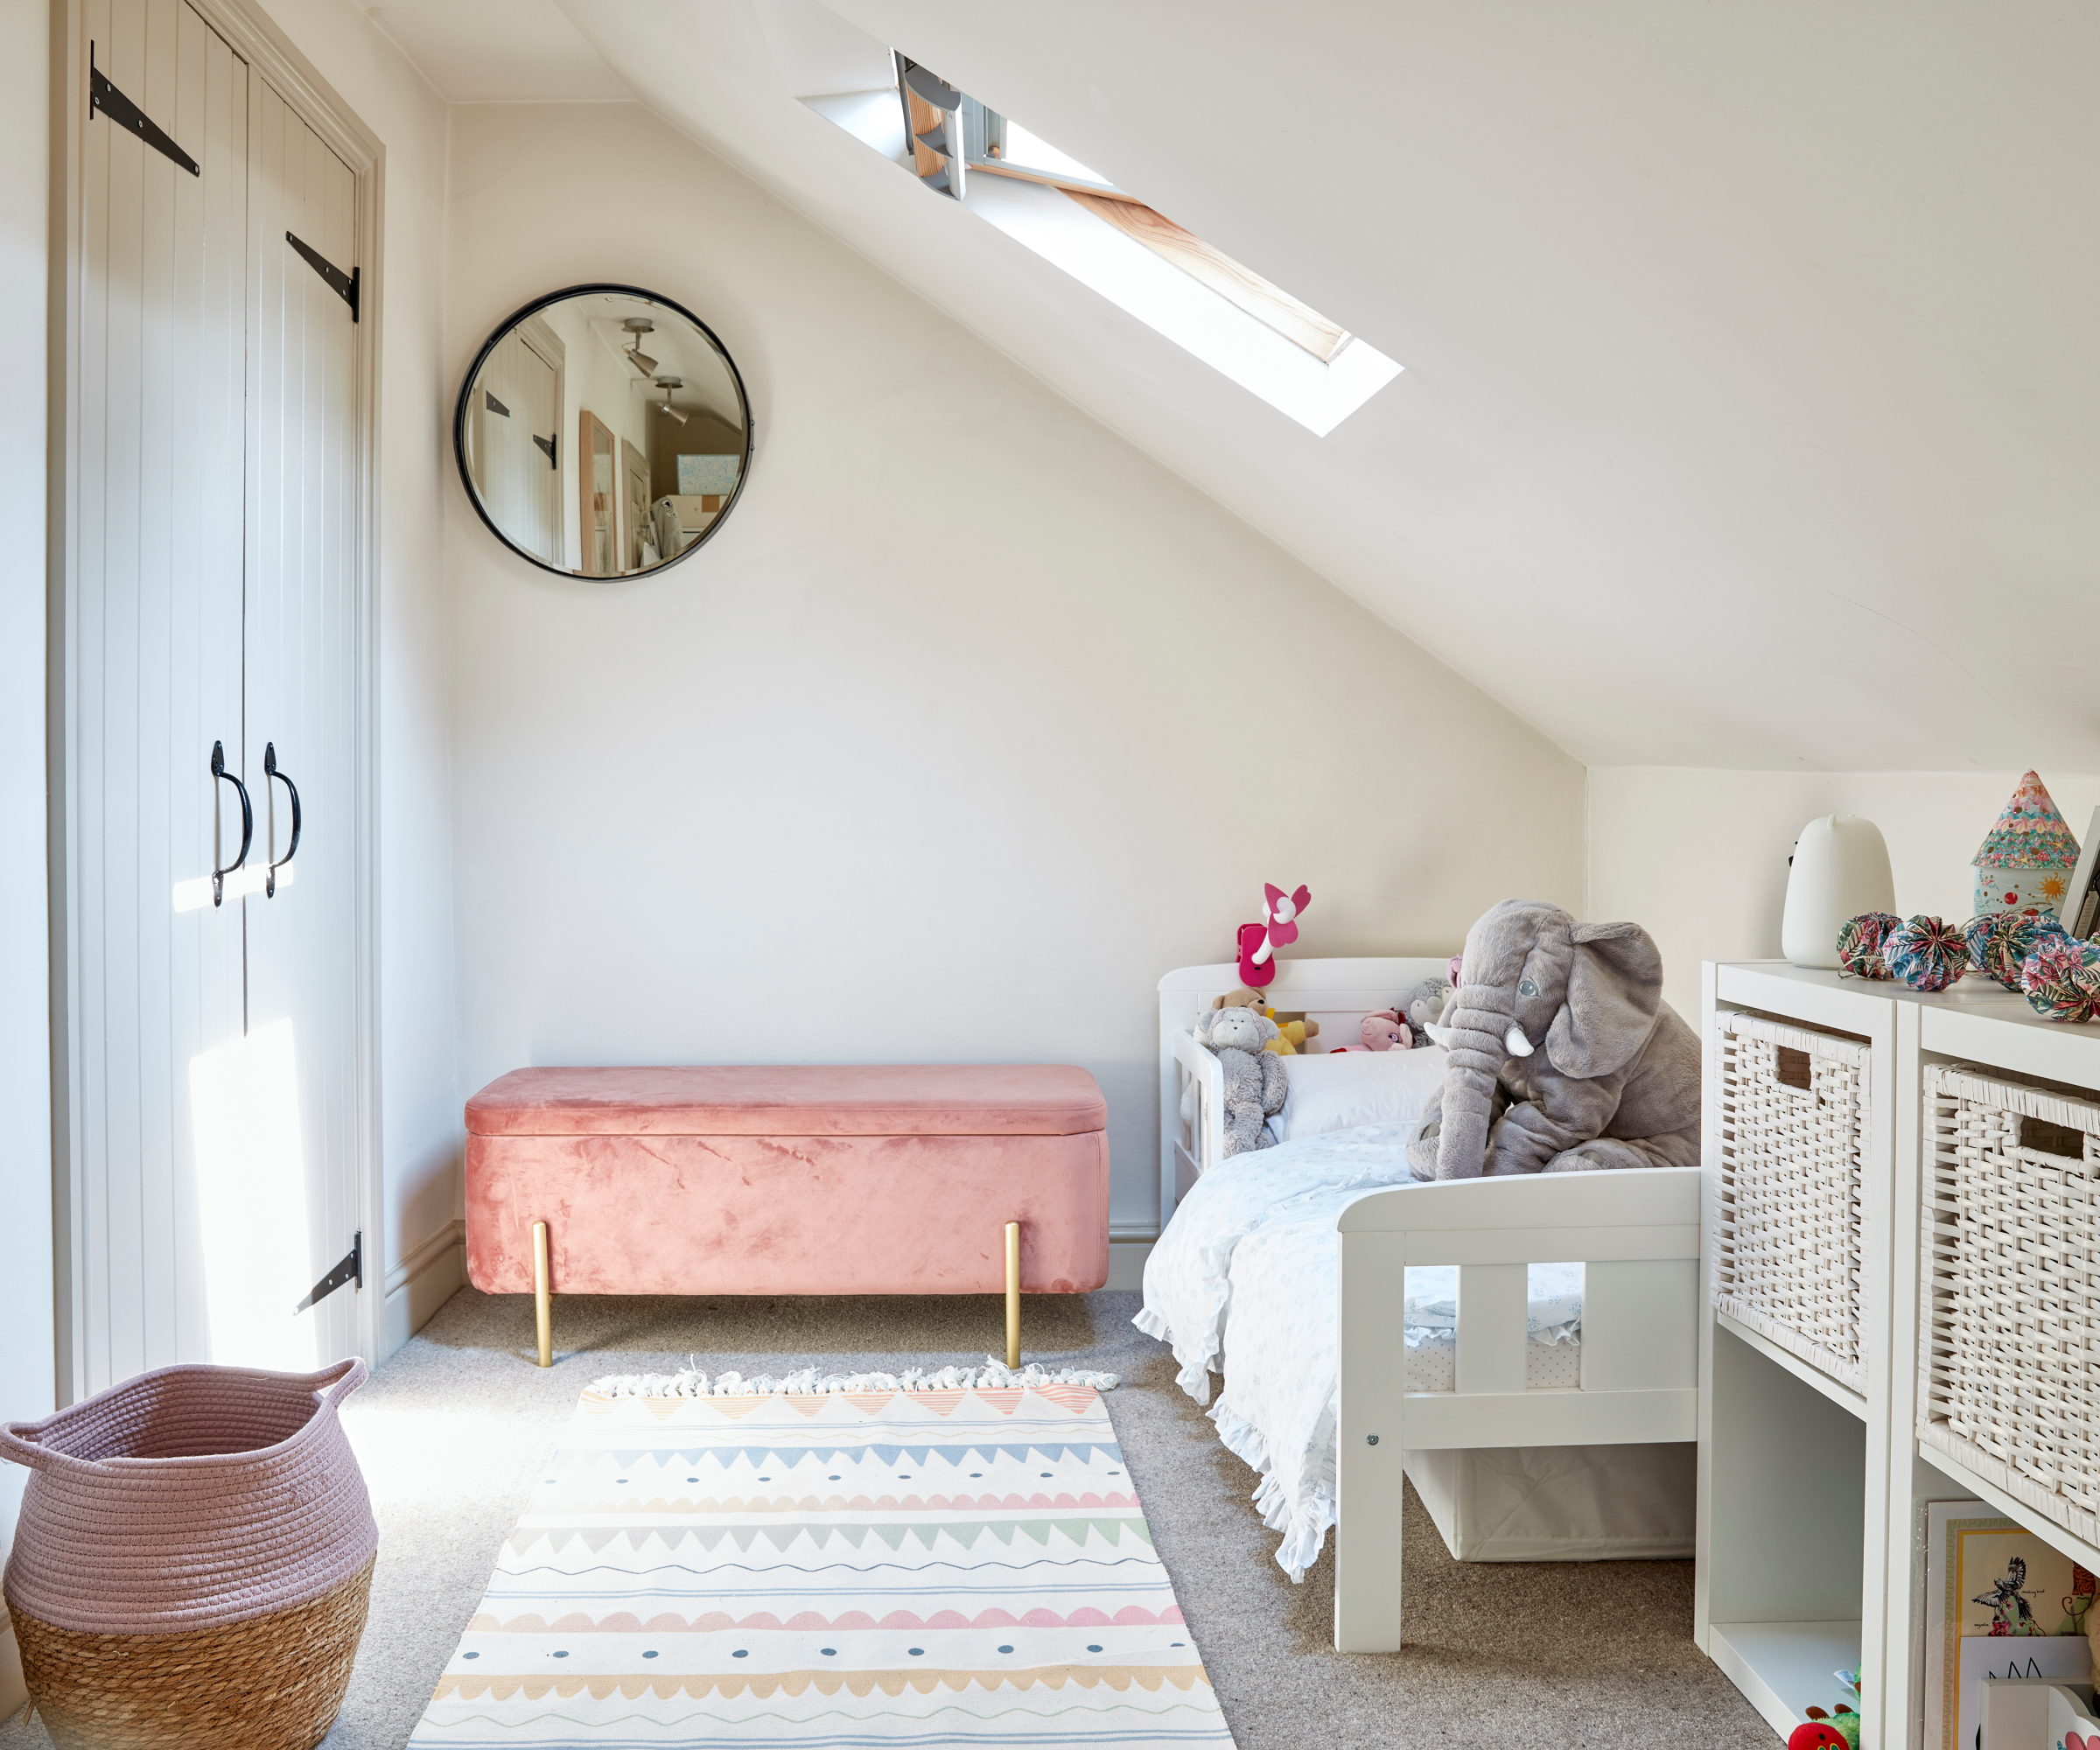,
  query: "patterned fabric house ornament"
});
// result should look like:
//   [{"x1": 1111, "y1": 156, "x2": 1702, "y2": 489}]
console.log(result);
[{"x1": 1973, "y1": 770, "x2": 2082, "y2": 920}]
